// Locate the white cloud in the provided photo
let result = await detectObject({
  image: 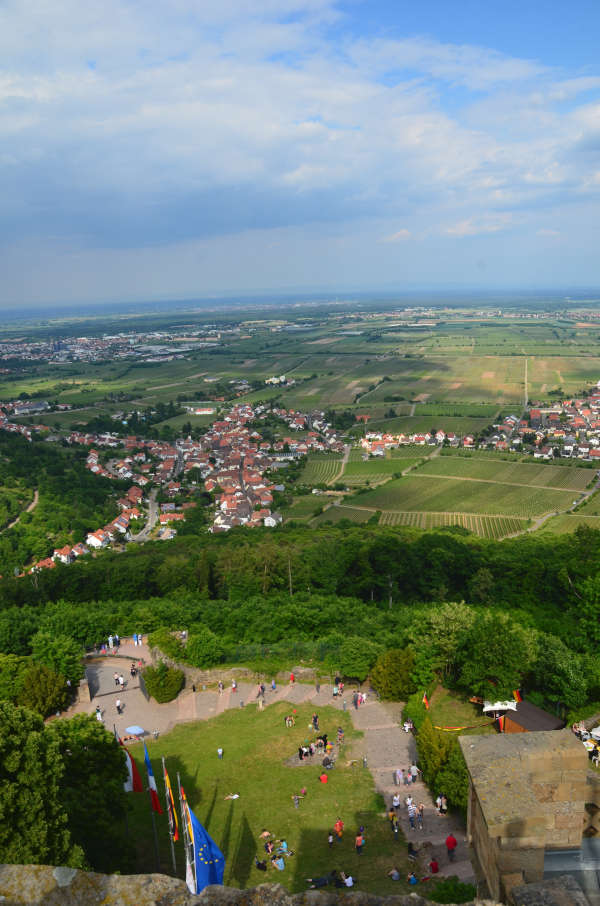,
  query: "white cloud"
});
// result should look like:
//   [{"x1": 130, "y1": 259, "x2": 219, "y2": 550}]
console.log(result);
[
  {"x1": 536, "y1": 228, "x2": 561, "y2": 237},
  {"x1": 382, "y1": 229, "x2": 412, "y2": 242},
  {"x1": 445, "y1": 215, "x2": 513, "y2": 238},
  {"x1": 0, "y1": 0, "x2": 600, "y2": 300}
]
